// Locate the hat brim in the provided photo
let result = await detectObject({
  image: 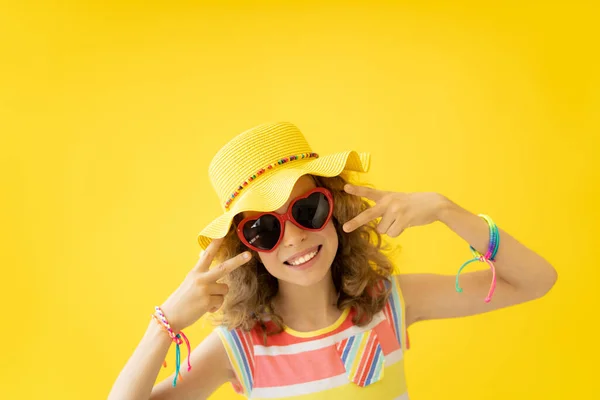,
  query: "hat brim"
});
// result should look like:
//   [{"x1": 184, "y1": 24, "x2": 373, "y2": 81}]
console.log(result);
[{"x1": 196, "y1": 150, "x2": 370, "y2": 249}]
